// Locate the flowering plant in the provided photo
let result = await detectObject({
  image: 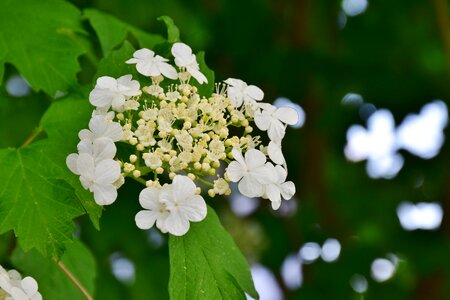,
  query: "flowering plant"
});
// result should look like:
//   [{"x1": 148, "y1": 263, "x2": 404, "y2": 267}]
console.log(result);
[{"x1": 66, "y1": 42, "x2": 298, "y2": 236}]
